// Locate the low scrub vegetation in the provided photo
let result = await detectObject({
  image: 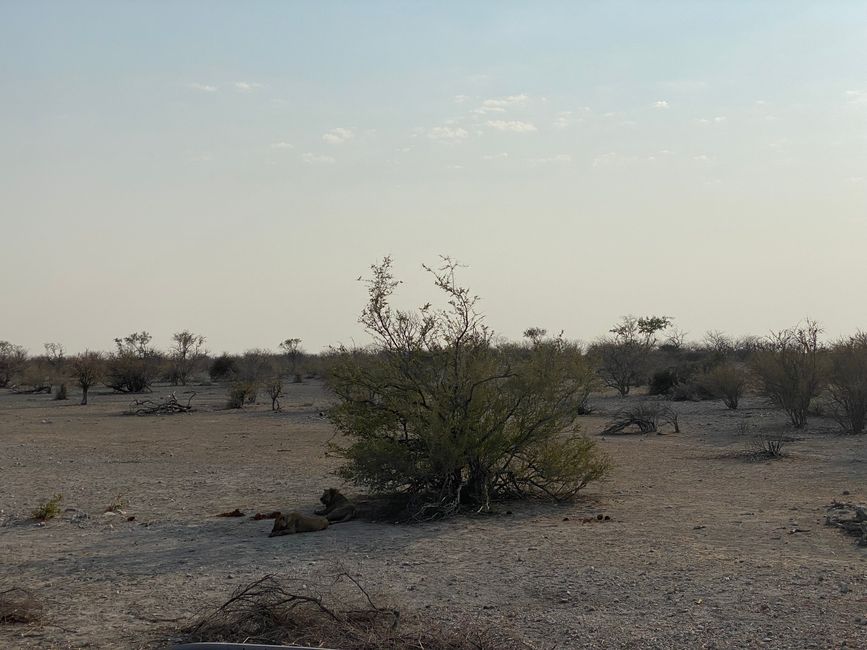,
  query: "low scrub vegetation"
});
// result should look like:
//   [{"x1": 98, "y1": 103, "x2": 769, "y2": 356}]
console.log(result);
[
  {"x1": 827, "y1": 333, "x2": 867, "y2": 434},
  {"x1": 31, "y1": 494, "x2": 63, "y2": 522},
  {"x1": 327, "y1": 257, "x2": 610, "y2": 520},
  {"x1": 702, "y1": 362, "x2": 749, "y2": 410},
  {"x1": 752, "y1": 321, "x2": 822, "y2": 429}
]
